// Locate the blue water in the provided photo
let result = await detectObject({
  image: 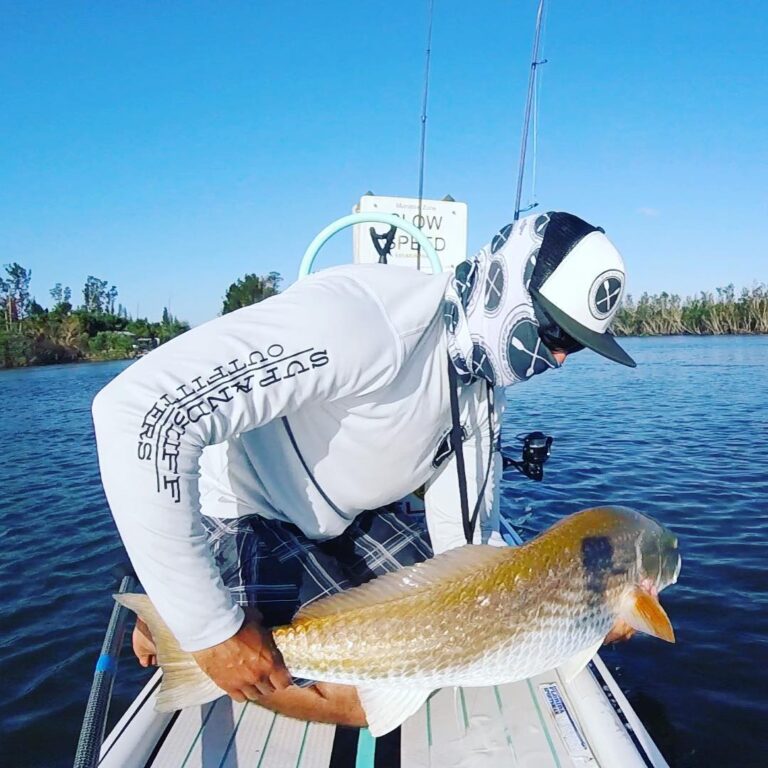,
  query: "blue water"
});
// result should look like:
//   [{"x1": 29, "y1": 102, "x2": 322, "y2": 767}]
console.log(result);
[{"x1": 1, "y1": 336, "x2": 767, "y2": 767}]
